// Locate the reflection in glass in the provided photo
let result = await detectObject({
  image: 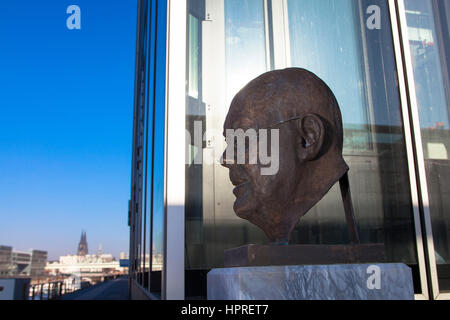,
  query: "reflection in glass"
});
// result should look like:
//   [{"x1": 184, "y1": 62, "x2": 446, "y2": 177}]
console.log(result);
[
  {"x1": 225, "y1": 0, "x2": 267, "y2": 105},
  {"x1": 405, "y1": 0, "x2": 450, "y2": 291},
  {"x1": 288, "y1": 0, "x2": 369, "y2": 150},
  {"x1": 284, "y1": 0, "x2": 418, "y2": 277},
  {"x1": 189, "y1": 15, "x2": 199, "y2": 99}
]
